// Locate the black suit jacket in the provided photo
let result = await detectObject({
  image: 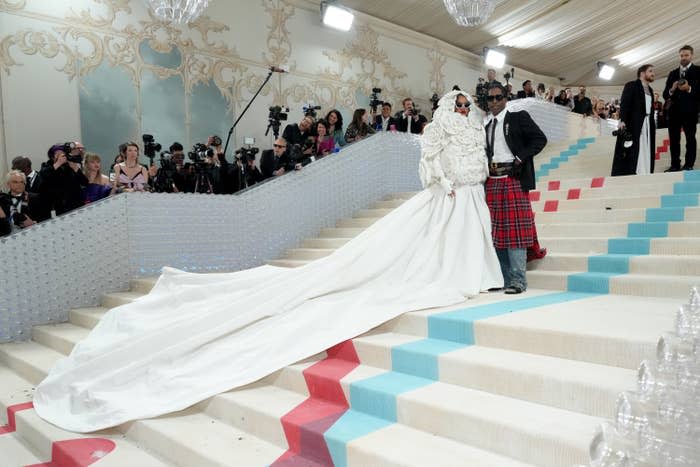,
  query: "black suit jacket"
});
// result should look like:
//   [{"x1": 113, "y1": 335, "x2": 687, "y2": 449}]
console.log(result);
[
  {"x1": 396, "y1": 113, "x2": 428, "y2": 134},
  {"x1": 485, "y1": 110, "x2": 547, "y2": 191},
  {"x1": 373, "y1": 115, "x2": 399, "y2": 131},
  {"x1": 662, "y1": 63, "x2": 699, "y2": 116},
  {"x1": 516, "y1": 91, "x2": 535, "y2": 99},
  {"x1": 612, "y1": 79, "x2": 655, "y2": 176},
  {"x1": 259, "y1": 149, "x2": 293, "y2": 179}
]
